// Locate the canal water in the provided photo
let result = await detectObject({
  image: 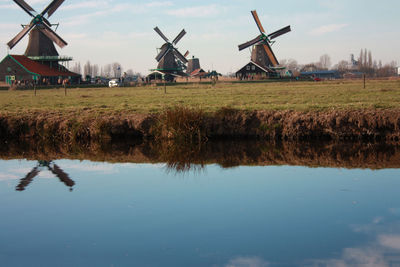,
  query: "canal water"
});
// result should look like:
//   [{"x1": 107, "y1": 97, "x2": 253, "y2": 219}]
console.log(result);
[{"x1": 0, "y1": 142, "x2": 400, "y2": 266}]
